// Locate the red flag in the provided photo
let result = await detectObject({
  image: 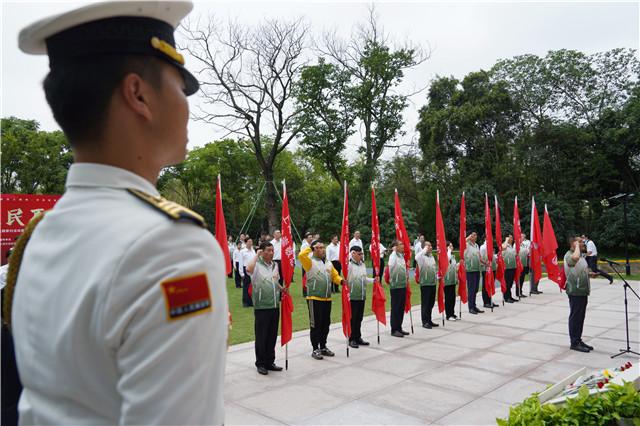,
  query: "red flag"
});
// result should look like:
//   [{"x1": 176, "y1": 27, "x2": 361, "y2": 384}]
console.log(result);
[
  {"x1": 558, "y1": 266, "x2": 567, "y2": 291},
  {"x1": 339, "y1": 182, "x2": 352, "y2": 338},
  {"x1": 484, "y1": 194, "x2": 495, "y2": 297},
  {"x1": 494, "y1": 196, "x2": 506, "y2": 294},
  {"x1": 513, "y1": 197, "x2": 524, "y2": 286},
  {"x1": 214, "y1": 175, "x2": 231, "y2": 275},
  {"x1": 542, "y1": 205, "x2": 562, "y2": 287},
  {"x1": 370, "y1": 186, "x2": 387, "y2": 325},
  {"x1": 530, "y1": 197, "x2": 543, "y2": 284},
  {"x1": 394, "y1": 190, "x2": 412, "y2": 313},
  {"x1": 458, "y1": 192, "x2": 468, "y2": 303},
  {"x1": 280, "y1": 181, "x2": 294, "y2": 346},
  {"x1": 435, "y1": 191, "x2": 447, "y2": 313}
]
